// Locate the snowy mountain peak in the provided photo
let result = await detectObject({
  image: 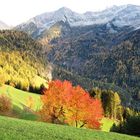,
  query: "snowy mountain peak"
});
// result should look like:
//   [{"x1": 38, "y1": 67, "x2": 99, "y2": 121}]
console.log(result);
[
  {"x1": 53, "y1": 7, "x2": 78, "y2": 21},
  {"x1": 16, "y1": 5, "x2": 140, "y2": 36},
  {"x1": 56, "y1": 7, "x2": 73, "y2": 13}
]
